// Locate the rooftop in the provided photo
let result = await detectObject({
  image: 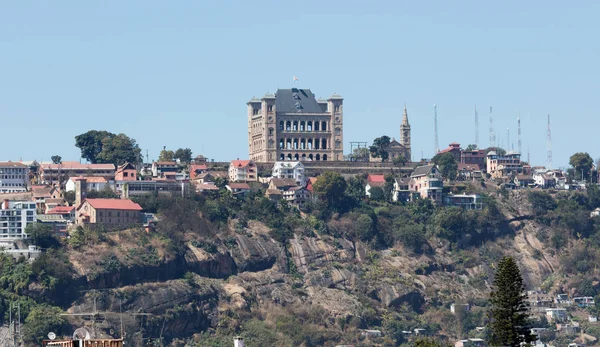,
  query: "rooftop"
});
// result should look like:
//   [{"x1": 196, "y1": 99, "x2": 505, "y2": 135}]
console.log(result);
[
  {"x1": 367, "y1": 174, "x2": 385, "y2": 183},
  {"x1": 83, "y1": 198, "x2": 143, "y2": 211},
  {"x1": 231, "y1": 160, "x2": 253, "y2": 168},
  {"x1": 275, "y1": 88, "x2": 327, "y2": 114},
  {"x1": 42, "y1": 162, "x2": 115, "y2": 170},
  {"x1": 0, "y1": 161, "x2": 27, "y2": 168}
]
